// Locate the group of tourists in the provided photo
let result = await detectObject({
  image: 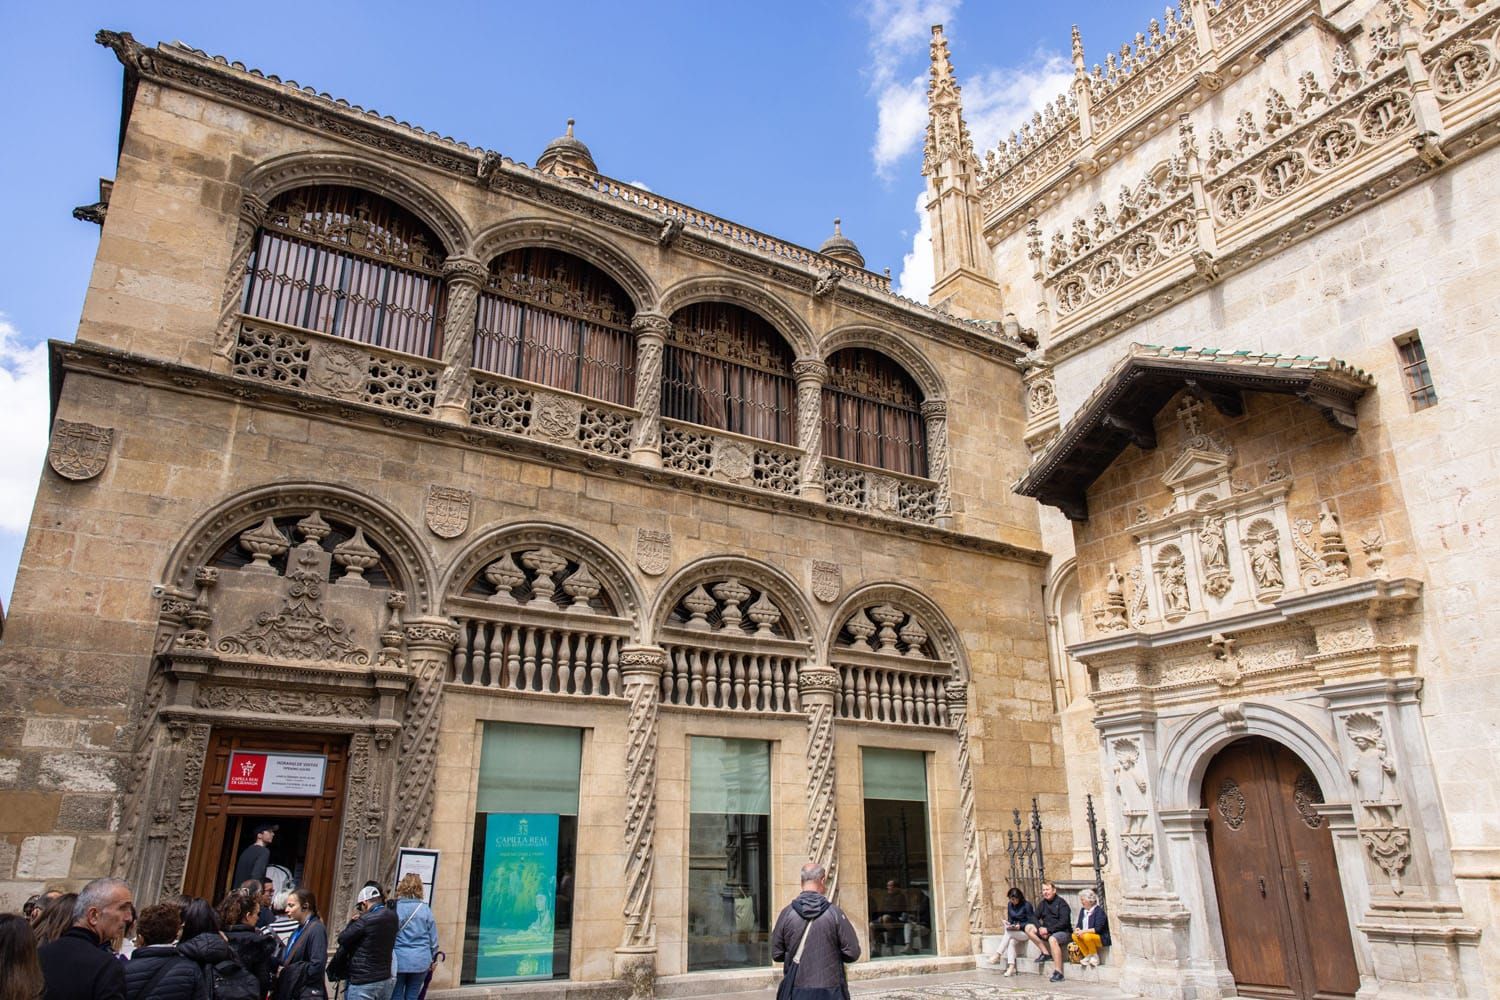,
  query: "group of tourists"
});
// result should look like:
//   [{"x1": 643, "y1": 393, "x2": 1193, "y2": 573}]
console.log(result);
[
  {"x1": 984, "y1": 879, "x2": 1111, "y2": 982},
  {"x1": 0, "y1": 870, "x2": 439, "y2": 1000}
]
